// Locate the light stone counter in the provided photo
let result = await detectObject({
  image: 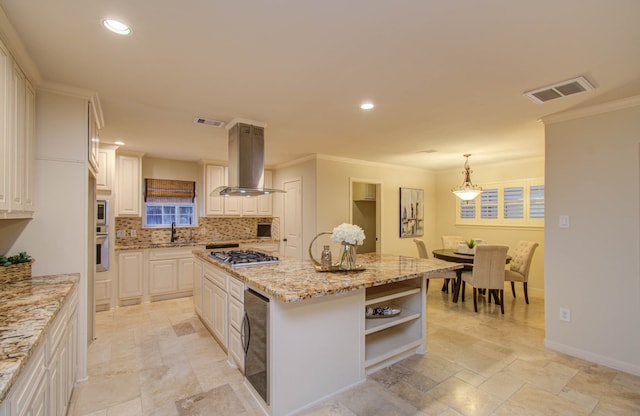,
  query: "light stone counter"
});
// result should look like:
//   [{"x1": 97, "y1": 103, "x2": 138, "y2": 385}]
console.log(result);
[
  {"x1": 0, "y1": 273, "x2": 79, "y2": 402},
  {"x1": 195, "y1": 251, "x2": 463, "y2": 302}
]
